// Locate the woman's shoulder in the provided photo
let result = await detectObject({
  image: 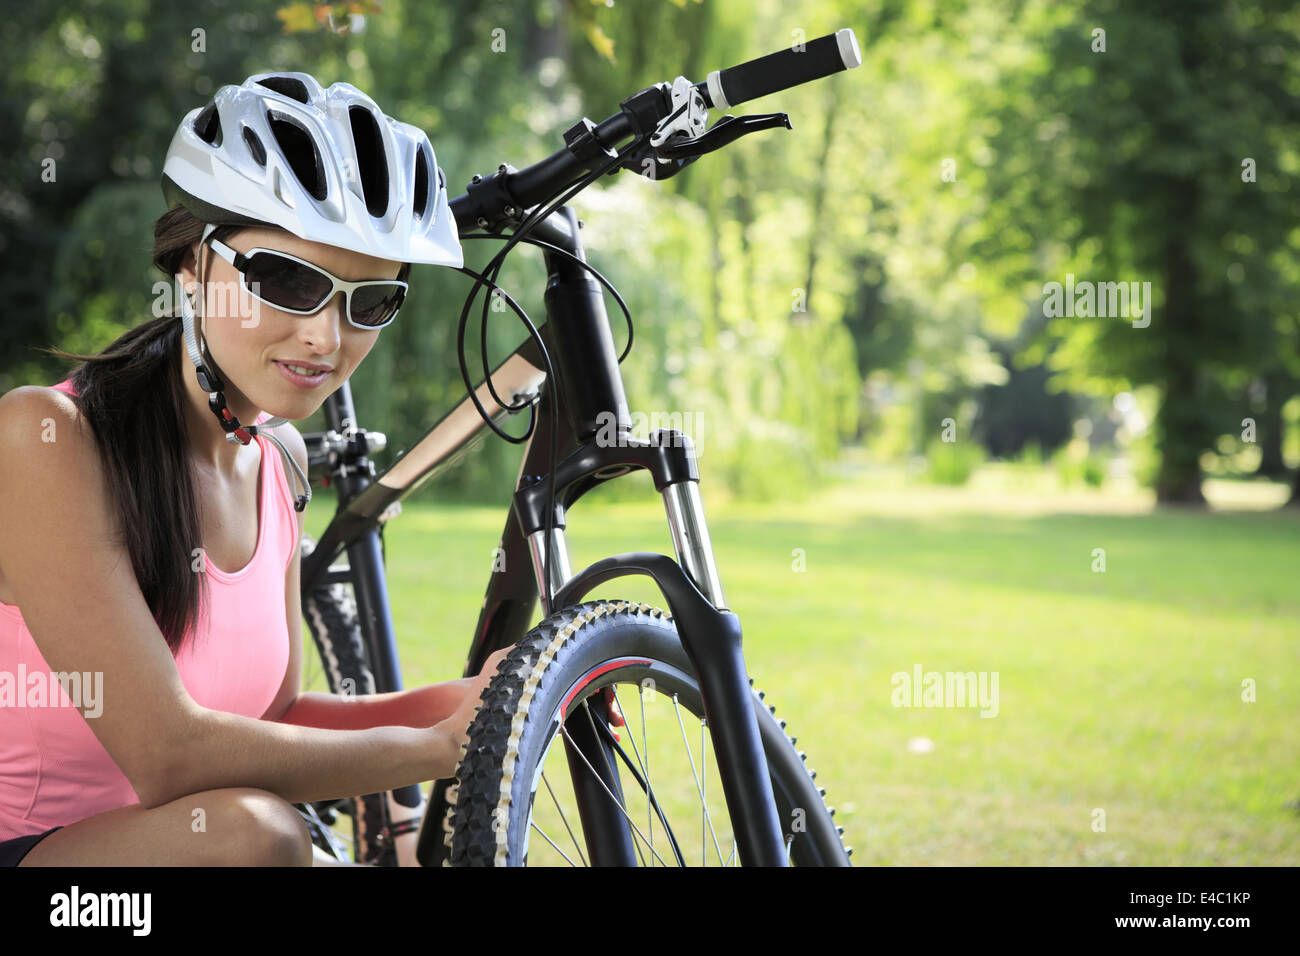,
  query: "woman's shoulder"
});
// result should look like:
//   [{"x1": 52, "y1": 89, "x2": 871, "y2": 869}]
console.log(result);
[
  {"x1": 0, "y1": 385, "x2": 98, "y2": 470},
  {"x1": 0, "y1": 383, "x2": 116, "y2": 587},
  {"x1": 0, "y1": 382, "x2": 85, "y2": 424},
  {"x1": 0, "y1": 382, "x2": 80, "y2": 419}
]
